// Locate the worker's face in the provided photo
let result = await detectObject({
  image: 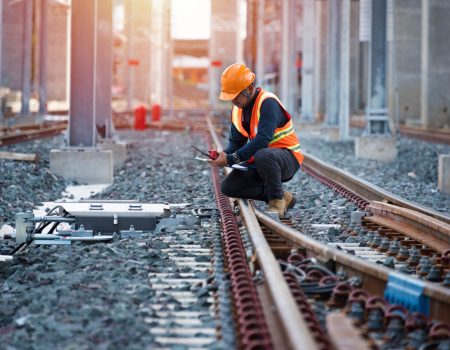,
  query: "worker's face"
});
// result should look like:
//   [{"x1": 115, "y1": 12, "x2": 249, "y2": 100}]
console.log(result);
[{"x1": 232, "y1": 86, "x2": 253, "y2": 109}]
